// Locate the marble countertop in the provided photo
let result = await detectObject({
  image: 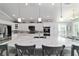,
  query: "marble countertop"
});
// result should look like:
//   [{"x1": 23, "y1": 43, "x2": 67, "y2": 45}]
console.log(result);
[{"x1": 1, "y1": 33, "x2": 79, "y2": 48}]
